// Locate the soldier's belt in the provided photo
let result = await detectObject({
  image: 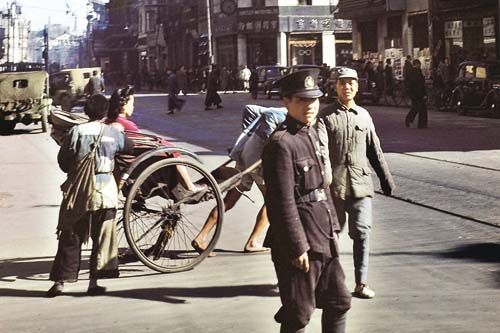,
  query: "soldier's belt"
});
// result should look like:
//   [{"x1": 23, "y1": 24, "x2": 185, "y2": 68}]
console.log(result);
[{"x1": 297, "y1": 188, "x2": 327, "y2": 203}]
